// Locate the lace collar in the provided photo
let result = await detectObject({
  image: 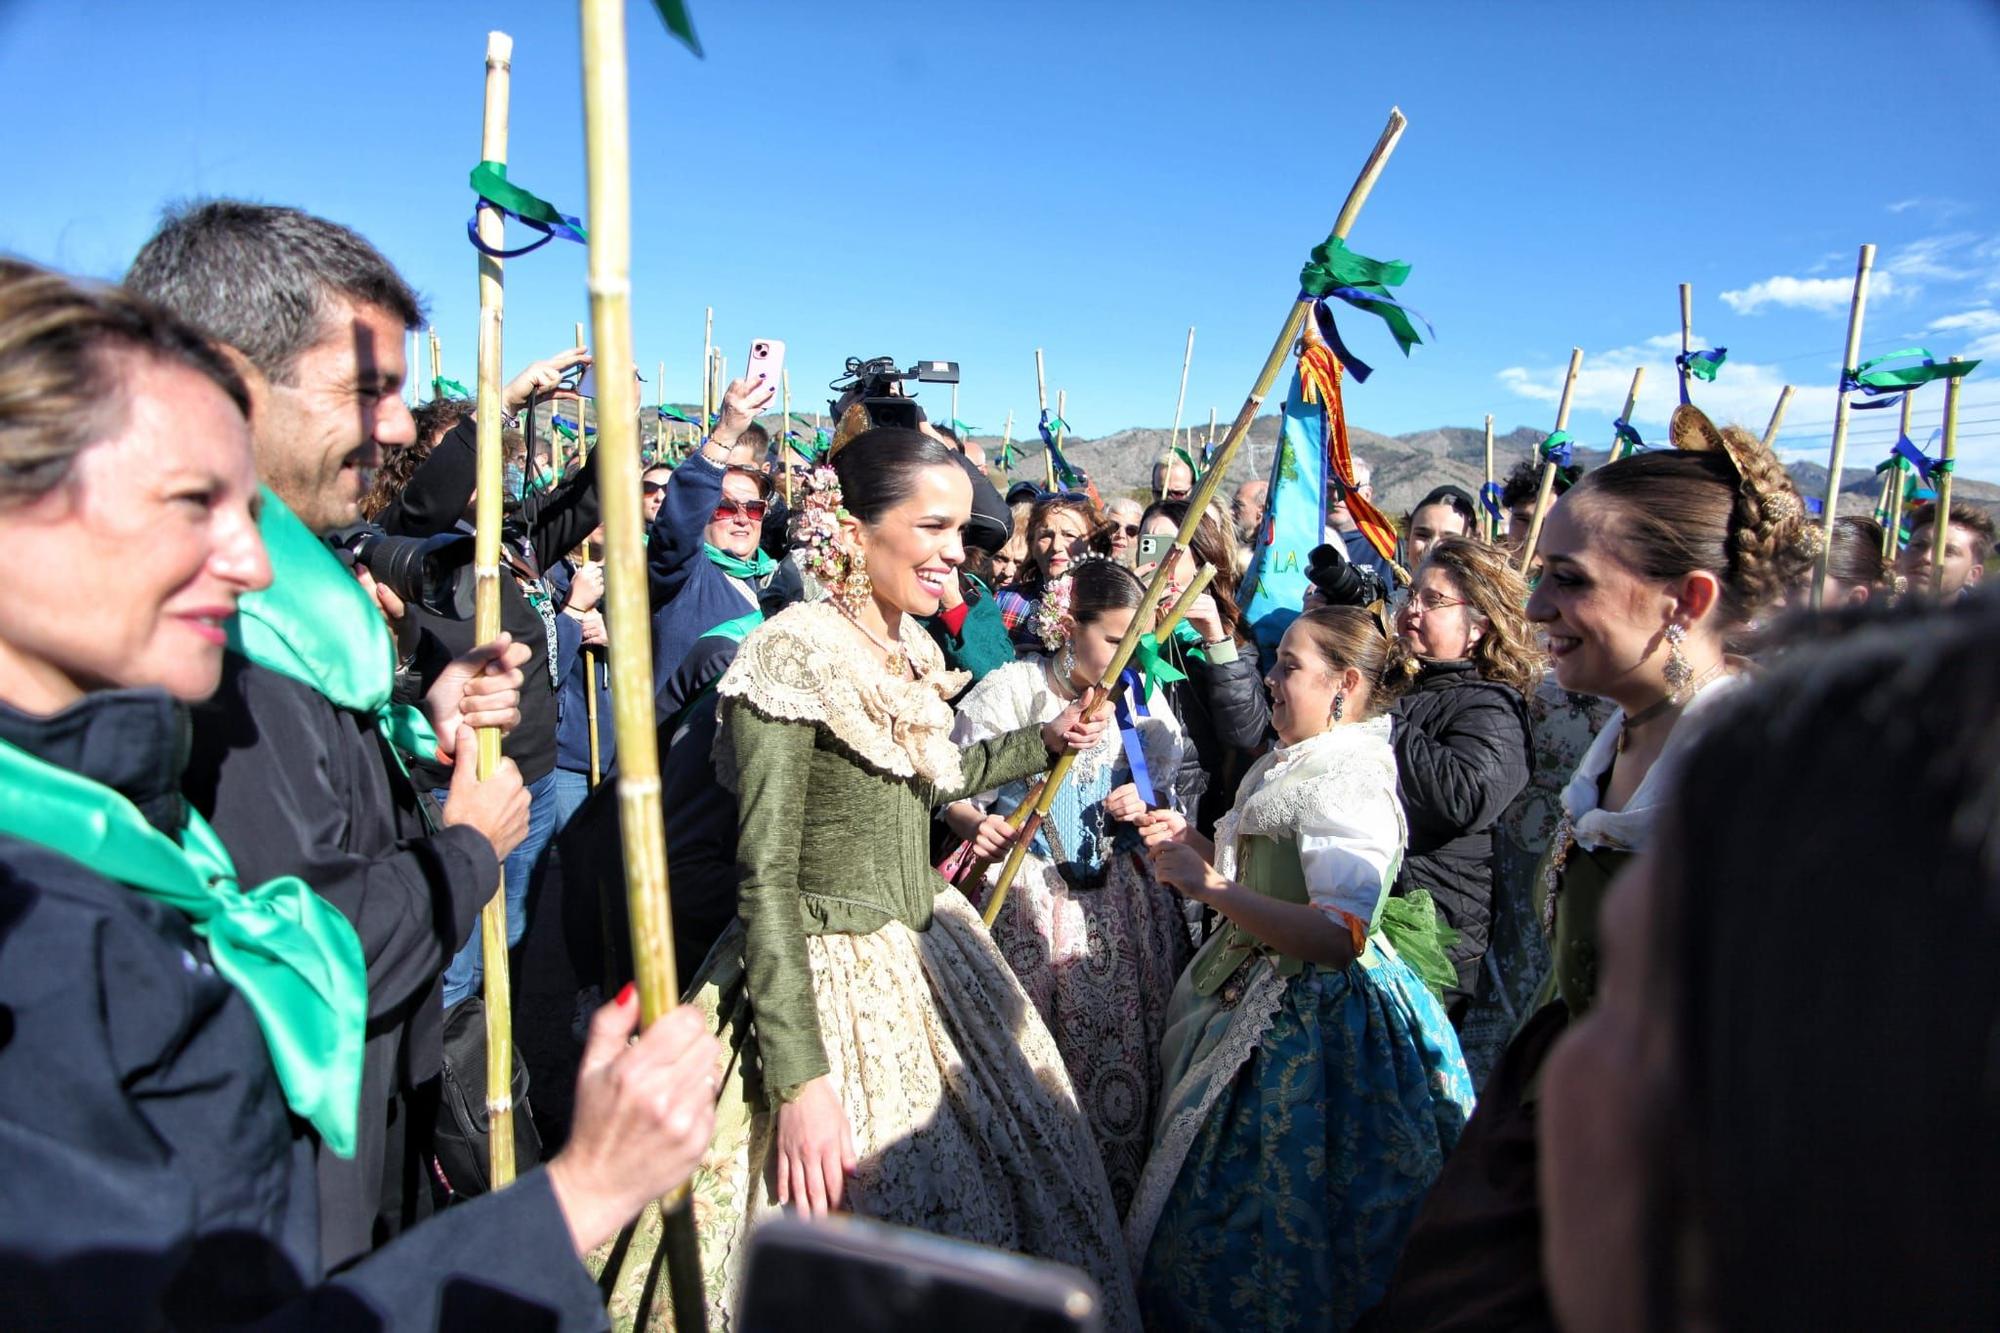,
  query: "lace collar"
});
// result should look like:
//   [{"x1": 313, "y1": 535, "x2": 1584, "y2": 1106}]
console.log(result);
[
  {"x1": 1228, "y1": 715, "x2": 1398, "y2": 843},
  {"x1": 716, "y1": 601, "x2": 970, "y2": 787}
]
